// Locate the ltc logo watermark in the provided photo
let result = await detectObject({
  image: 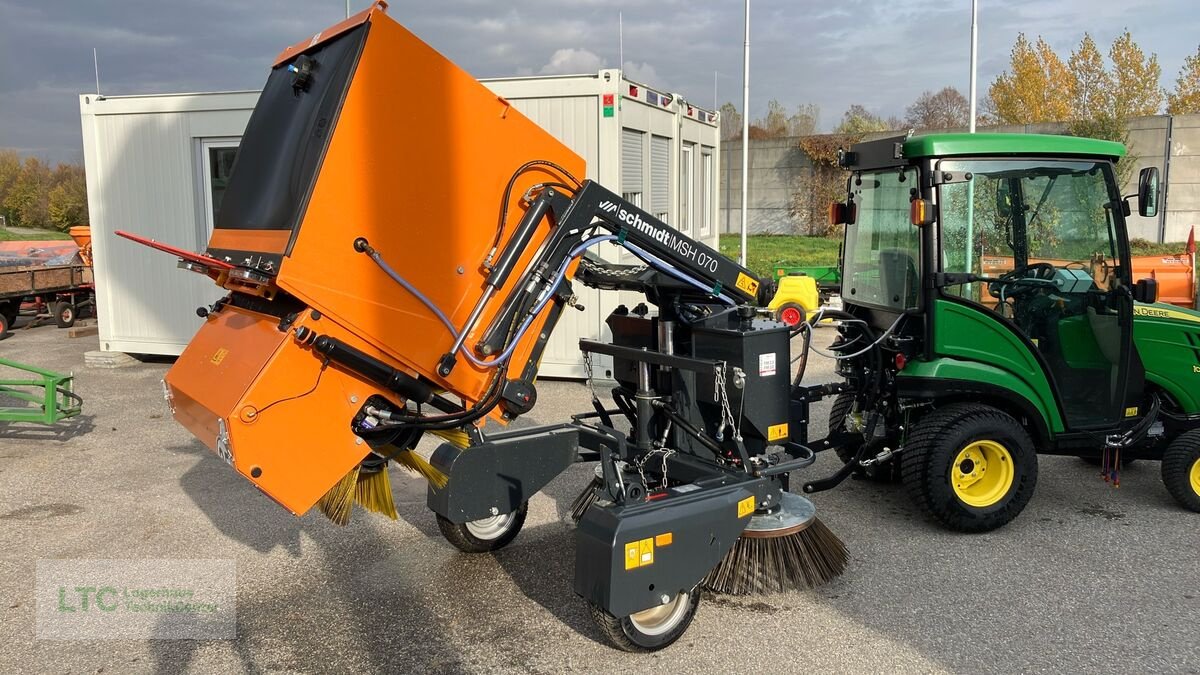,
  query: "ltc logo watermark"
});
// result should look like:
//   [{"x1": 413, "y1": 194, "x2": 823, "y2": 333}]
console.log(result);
[{"x1": 37, "y1": 559, "x2": 236, "y2": 640}]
